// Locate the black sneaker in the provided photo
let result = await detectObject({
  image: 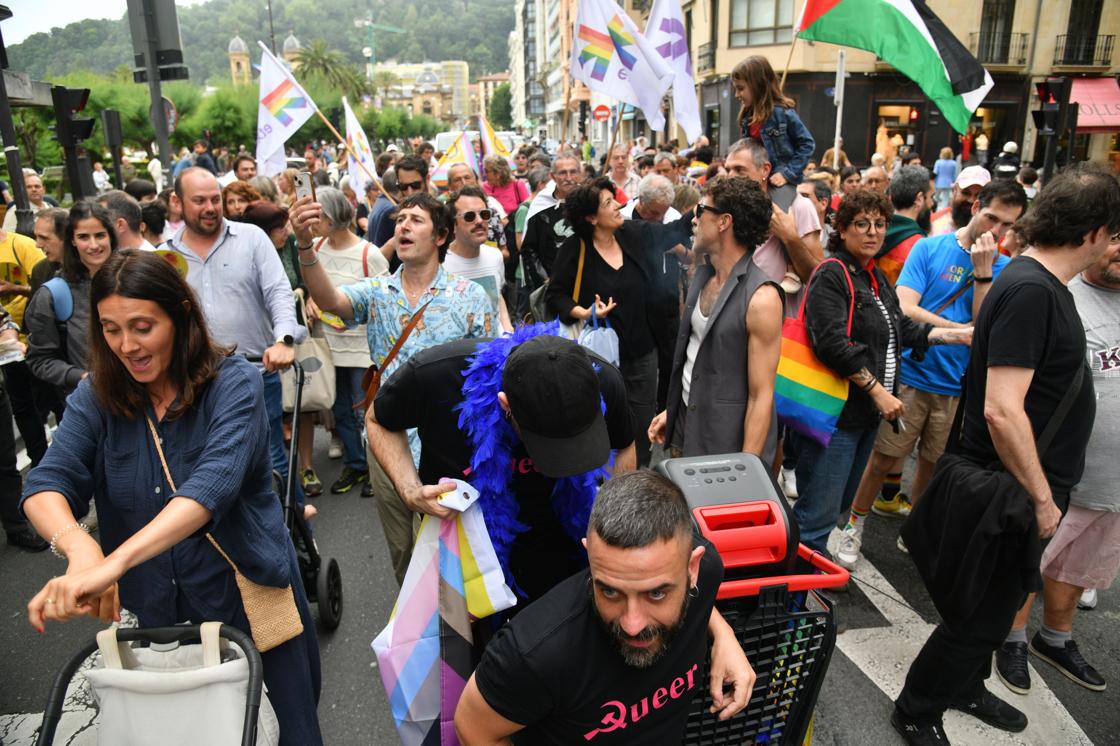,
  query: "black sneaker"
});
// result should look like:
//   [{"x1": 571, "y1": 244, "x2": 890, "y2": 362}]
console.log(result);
[
  {"x1": 891, "y1": 709, "x2": 951, "y2": 745},
  {"x1": 360, "y1": 480, "x2": 374, "y2": 498},
  {"x1": 996, "y1": 640, "x2": 1031, "y2": 694},
  {"x1": 1029, "y1": 633, "x2": 1107, "y2": 691},
  {"x1": 6, "y1": 528, "x2": 48, "y2": 553},
  {"x1": 949, "y1": 687, "x2": 1027, "y2": 732},
  {"x1": 331, "y1": 466, "x2": 370, "y2": 494}
]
